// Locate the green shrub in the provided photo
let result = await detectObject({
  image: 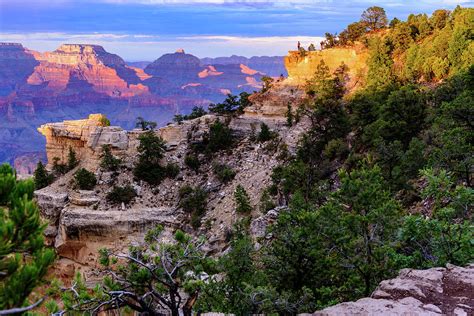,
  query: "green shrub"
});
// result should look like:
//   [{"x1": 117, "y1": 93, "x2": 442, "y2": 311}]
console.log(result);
[
  {"x1": 324, "y1": 138, "x2": 349, "y2": 160},
  {"x1": 165, "y1": 163, "x2": 180, "y2": 178},
  {"x1": 99, "y1": 116, "x2": 111, "y2": 127},
  {"x1": 203, "y1": 120, "x2": 233, "y2": 154},
  {"x1": 259, "y1": 188, "x2": 276, "y2": 213},
  {"x1": 136, "y1": 117, "x2": 157, "y2": 130},
  {"x1": 67, "y1": 147, "x2": 79, "y2": 170},
  {"x1": 213, "y1": 163, "x2": 236, "y2": 183},
  {"x1": 234, "y1": 184, "x2": 252, "y2": 214},
  {"x1": 185, "y1": 154, "x2": 200, "y2": 172},
  {"x1": 179, "y1": 185, "x2": 207, "y2": 228},
  {"x1": 106, "y1": 184, "x2": 136, "y2": 205},
  {"x1": 100, "y1": 145, "x2": 122, "y2": 172},
  {"x1": 0, "y1": 164, "x2": 16, "y2": 205},
  {"x1": 74, "y1": 168, "x2": 97, "y2": 190},
  {"x1": 257, "y1": 123, "x2": 276, "y2": 142}
]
